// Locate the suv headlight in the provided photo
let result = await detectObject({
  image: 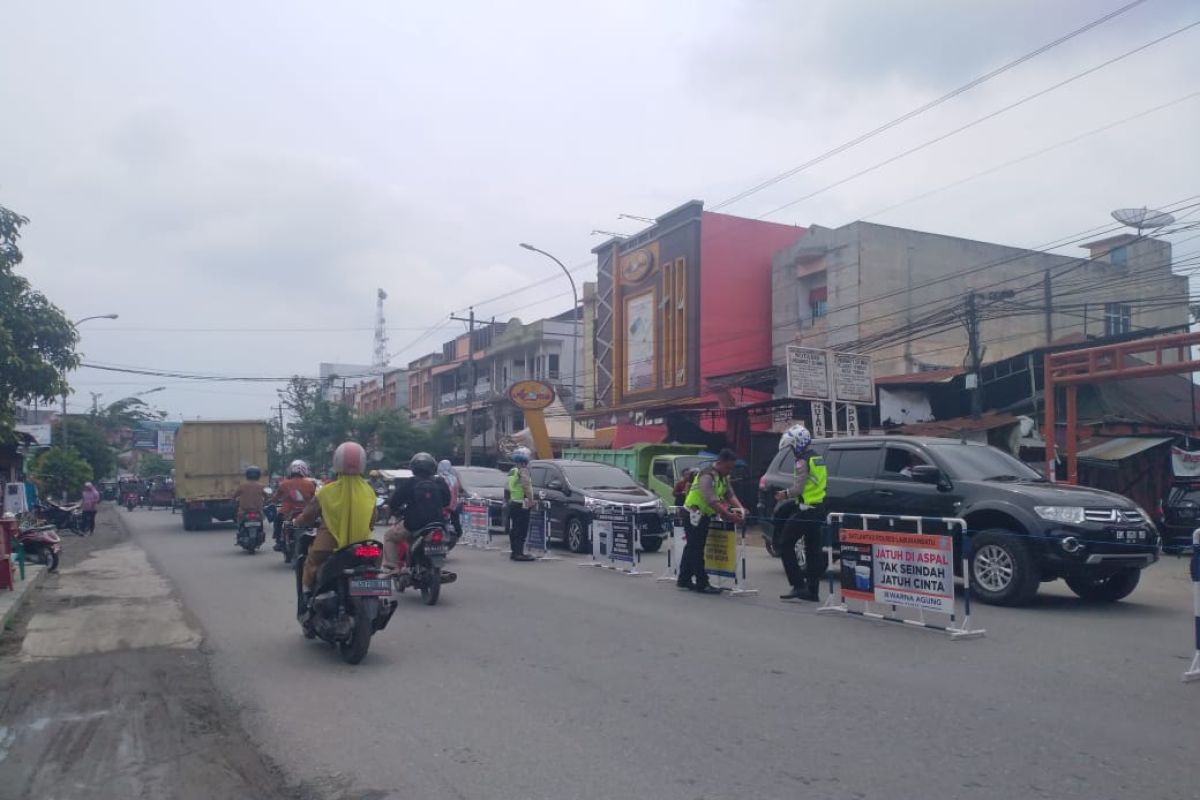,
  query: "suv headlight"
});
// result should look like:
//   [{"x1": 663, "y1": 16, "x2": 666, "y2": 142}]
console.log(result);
[
  {"x1": 1034, "y1": 506, "x2": 1085, "y2": 525},
  {"x1": 1134, "y1": 505, "x2": 1154, "y2": 525},
  {"x1": 584, "y1": 497, "x2": 609, "y2": 511}
]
